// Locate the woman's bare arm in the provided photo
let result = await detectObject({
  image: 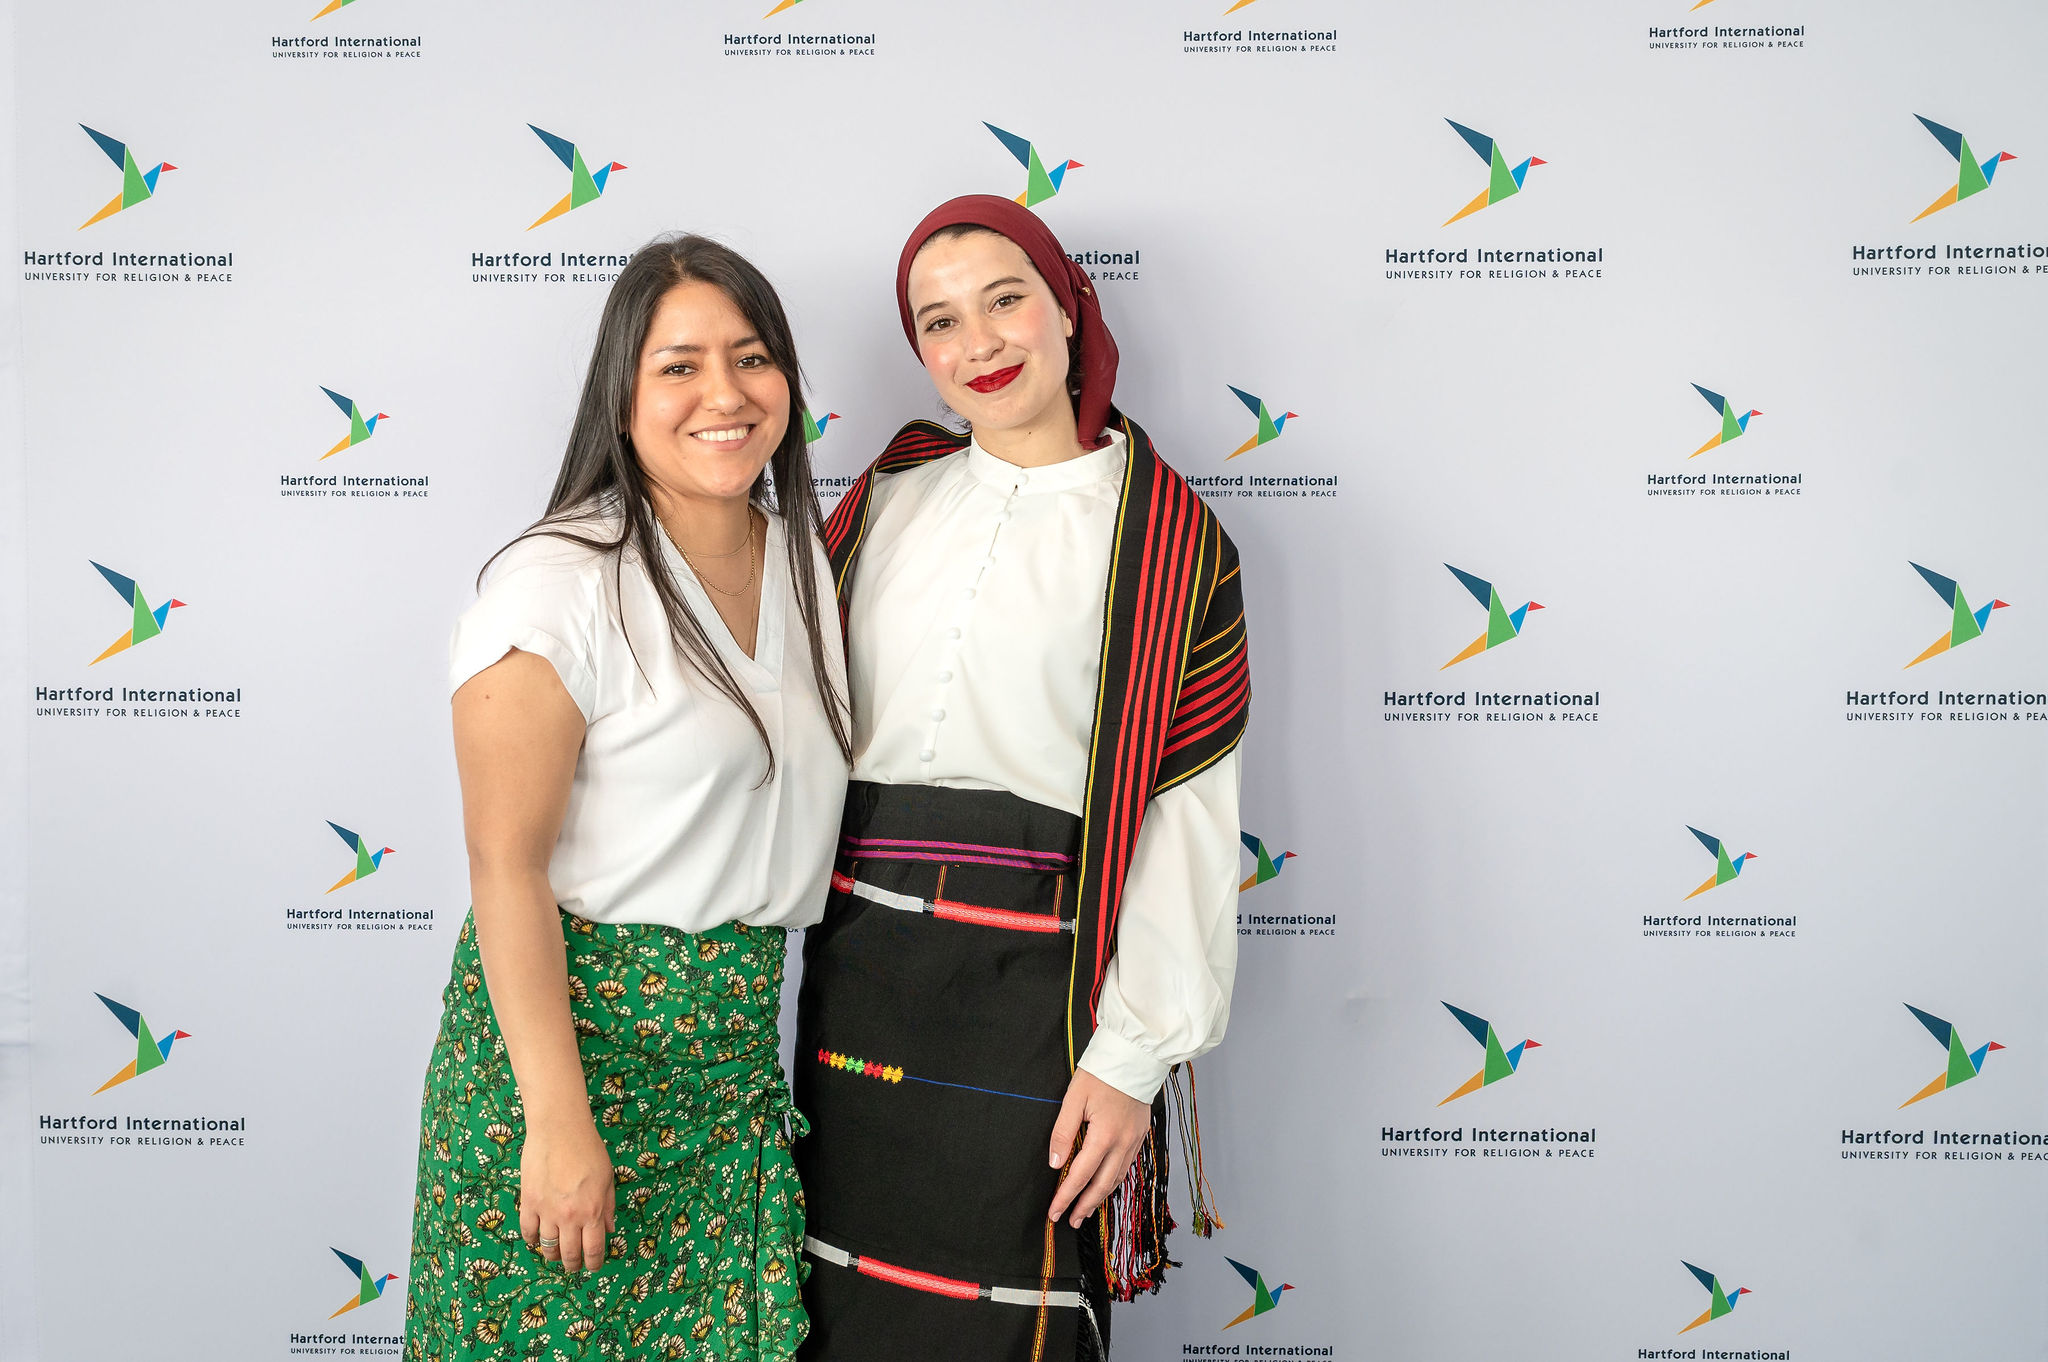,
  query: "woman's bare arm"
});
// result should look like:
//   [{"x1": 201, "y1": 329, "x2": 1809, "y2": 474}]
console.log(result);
[{"x1": 453, "y1": 647, "x2": 613, "y2": 1272}]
